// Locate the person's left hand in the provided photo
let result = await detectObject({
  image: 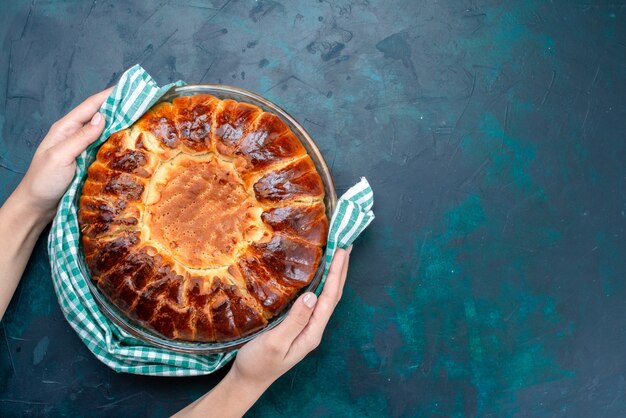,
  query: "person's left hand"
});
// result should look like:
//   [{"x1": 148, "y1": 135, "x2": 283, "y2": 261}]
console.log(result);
[
  {"x1": 173, "y1": 248, "x2": 353, "y2": 418},
  {"x1": 231, "y1": 246, "x2": 352, "y2": 390},
  {"x1": 15, "y1": 87, "x2": 113, "y2": 221}
]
